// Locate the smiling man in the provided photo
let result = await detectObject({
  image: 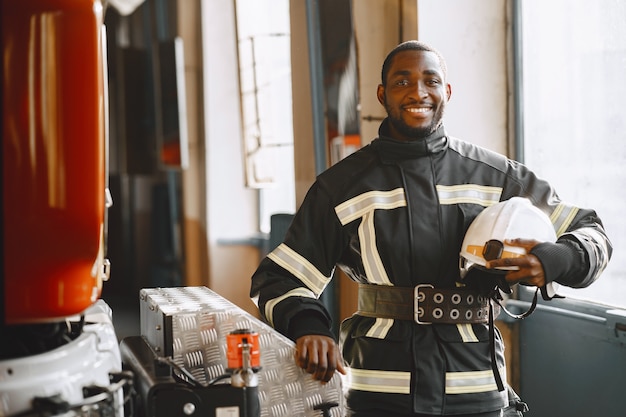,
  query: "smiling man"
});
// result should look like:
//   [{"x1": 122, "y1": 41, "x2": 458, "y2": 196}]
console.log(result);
[
  {"x1": 250, "y1": 41, "x2": 611, "y2": 417},
  {"x1": 378, "y1": 42, "x2": 451, "y2": 141}
]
